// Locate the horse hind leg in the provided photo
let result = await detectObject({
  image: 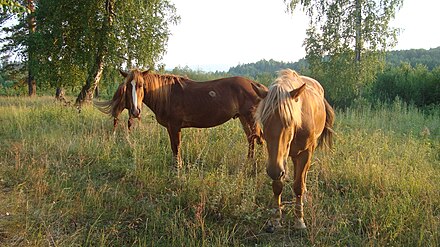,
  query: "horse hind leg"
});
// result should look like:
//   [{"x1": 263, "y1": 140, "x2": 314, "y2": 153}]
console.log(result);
[
  {"x1": 113, "y1": 117, "x2": 119, "y2": 136},
  {"x1": 254, "y1": 122, "x2": 264, "y2": 145},
  {"x1": 239, "y1": 115, "x2": 257, "y2": 159}
]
